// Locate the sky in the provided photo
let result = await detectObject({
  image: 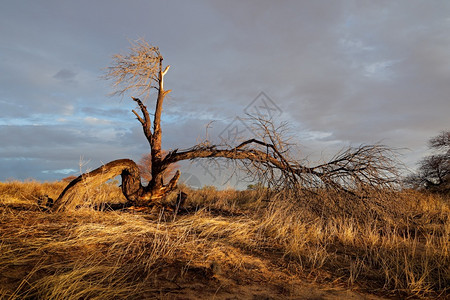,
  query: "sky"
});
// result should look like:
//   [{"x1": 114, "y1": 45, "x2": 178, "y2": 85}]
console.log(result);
[{"x1": 1, "y1": 1, "x2": 449, "y2": 188}]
